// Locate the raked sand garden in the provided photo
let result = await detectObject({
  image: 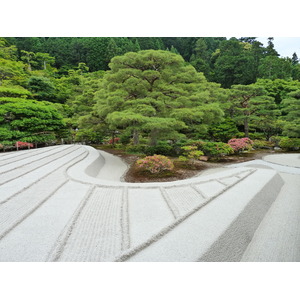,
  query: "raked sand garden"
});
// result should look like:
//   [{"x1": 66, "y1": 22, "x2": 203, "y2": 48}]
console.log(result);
[{"x1": 0, "y1": 144, "x2": 299, "y2": 262}]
